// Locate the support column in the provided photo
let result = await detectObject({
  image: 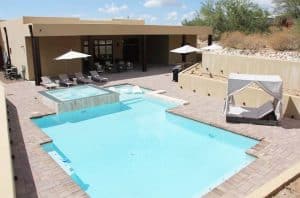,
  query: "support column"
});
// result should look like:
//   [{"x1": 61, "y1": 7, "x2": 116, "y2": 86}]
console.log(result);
[
  {"x1": 142, "y1": 35, "x2": 147, "y2": 72},
  {"x1": 208, "y1": 34, "x2": 212, "y2": 46},
  {"x1": 28, "y1": 25, "x2": 42, "y2": 85},
  {"x1": 181, "y1": 35, "x2": 187, "y2": 62},
  {"x1": 3, "y1": 27, "x2": 11, "y2": 67}
]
